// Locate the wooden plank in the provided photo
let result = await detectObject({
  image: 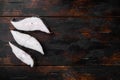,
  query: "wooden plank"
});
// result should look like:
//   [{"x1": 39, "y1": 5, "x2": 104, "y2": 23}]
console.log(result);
[
  {"x1": 0, "y1": 0, "x2": 119, "y2": 16},
  {"x1": 0, "y1": 66, "x2": 120, "y2": 80},
  {"x1": 0, "y1": 17, "x2": 119, "y2": 66}
]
